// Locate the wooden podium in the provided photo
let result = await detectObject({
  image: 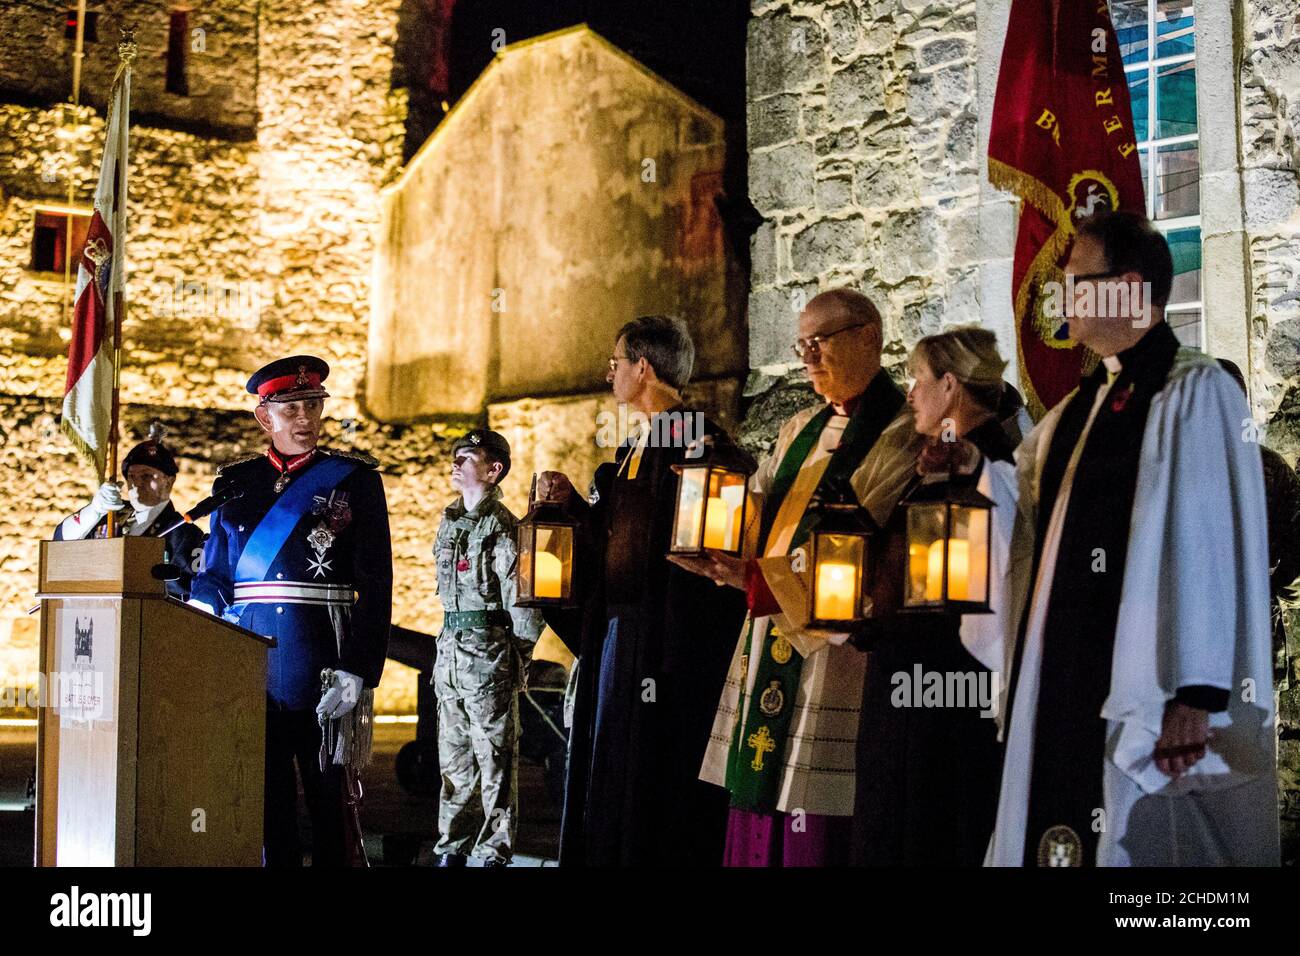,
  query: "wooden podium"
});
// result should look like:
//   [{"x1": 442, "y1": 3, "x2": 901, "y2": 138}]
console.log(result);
[{"x1": 35, "y1": 537, "x2": 271, "y2": 866}]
